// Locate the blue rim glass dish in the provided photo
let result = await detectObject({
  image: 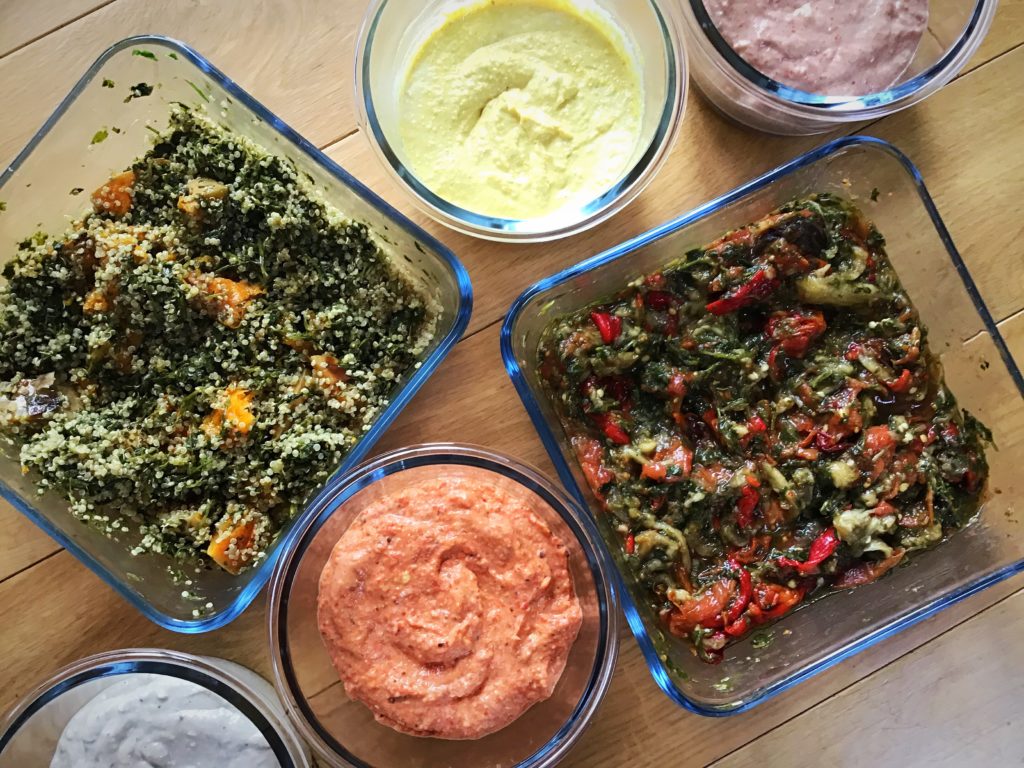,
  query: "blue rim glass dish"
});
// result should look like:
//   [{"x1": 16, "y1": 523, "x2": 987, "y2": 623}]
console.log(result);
[
  {"x1": 501, "y1": 136, "x2": 1024, "y2": 714},
  {"x1": 0, "y1": 36, "x2": 472, "y2": 633},
  {"x1": 680, "y1": 0, "x2": 998, "y2": 135},
  {"x1": 0, "y1": 649, "x2": 311, "y2": 766},
  {"x1": 267, "y1": 444, "x2": 618, "y2": 768},
  {"x1": 354, "y1": 0, "x2": 687, "y2": 242}
]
